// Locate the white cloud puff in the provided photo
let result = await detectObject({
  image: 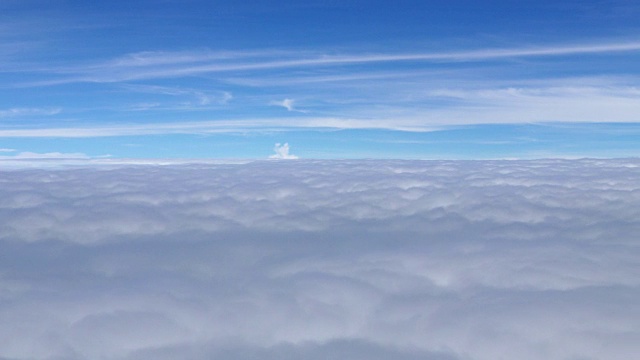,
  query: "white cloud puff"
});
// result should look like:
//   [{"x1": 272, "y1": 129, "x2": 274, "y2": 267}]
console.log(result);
[
  {"x1": 278, "y1": 98, "x2": 296, "y2": 111},
  {"x1": 269, "y1": 142, "x2": 298, "y2": 159},
  {"x1": 270, "y1": 98, "x2": 307, "y2": 113},
  {"x1": 0, "y1": 159, "x2": 639, "y2": 360}
]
